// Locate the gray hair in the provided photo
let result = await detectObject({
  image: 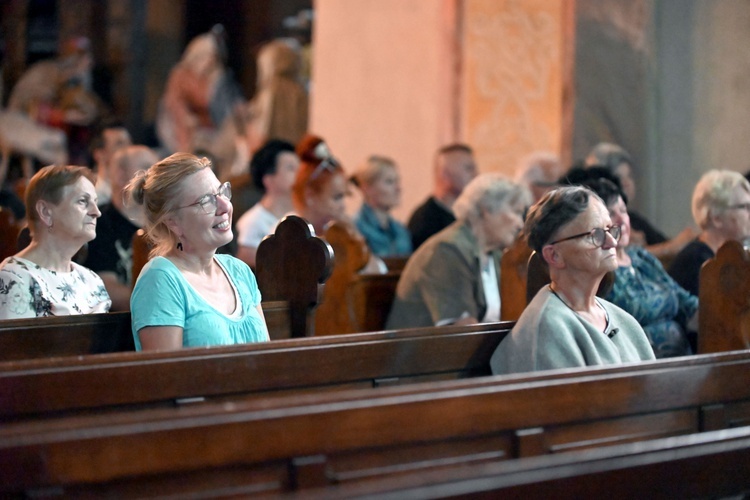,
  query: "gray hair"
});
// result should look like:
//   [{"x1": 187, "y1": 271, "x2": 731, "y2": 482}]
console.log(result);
[
  {"x1": 524, "y1": 186, "x2": 603, "y2": 253},
  {"x1": 585, "y1": 142, "x2": 633, "y2": 174},
  {"x1": 691, "y1": 169, "x2": 750, "y2": 229},
  {"x1": 515, "y1": 151, "x2": 563, "y2": 188},
  {"x1": 453, "y1": 173, "x2": 530, "y2": 223}
]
